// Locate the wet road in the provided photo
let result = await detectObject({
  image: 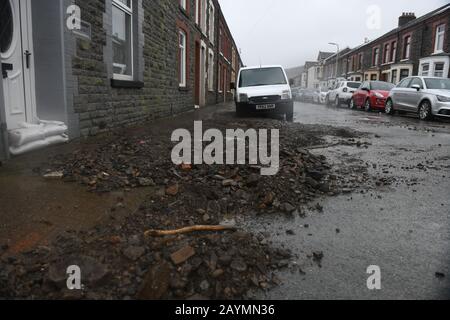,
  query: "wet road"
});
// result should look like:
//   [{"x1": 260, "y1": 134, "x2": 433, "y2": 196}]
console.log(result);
[{"x1": 251, "y1": 102, "x2": 450, "y2": 300}]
